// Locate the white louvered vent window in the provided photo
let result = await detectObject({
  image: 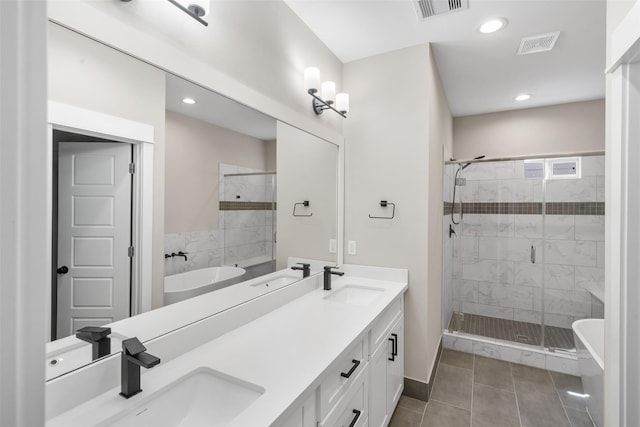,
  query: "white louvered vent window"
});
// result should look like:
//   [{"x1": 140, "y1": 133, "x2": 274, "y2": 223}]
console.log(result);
[
  {"x1": 524, "y1": 159, "x2": 544, "y2": 179},
  {"x1": 547, "y1": 157, "x2": 581, "y2": 180}
]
